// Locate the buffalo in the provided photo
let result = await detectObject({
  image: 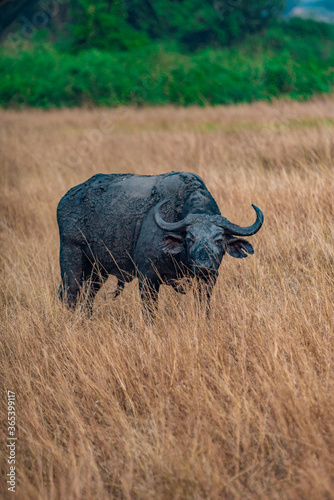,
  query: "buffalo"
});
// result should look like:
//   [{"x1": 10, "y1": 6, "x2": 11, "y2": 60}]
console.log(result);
[{"x1": 57, "y1": 172, "x2": 263, "y2": 317}]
